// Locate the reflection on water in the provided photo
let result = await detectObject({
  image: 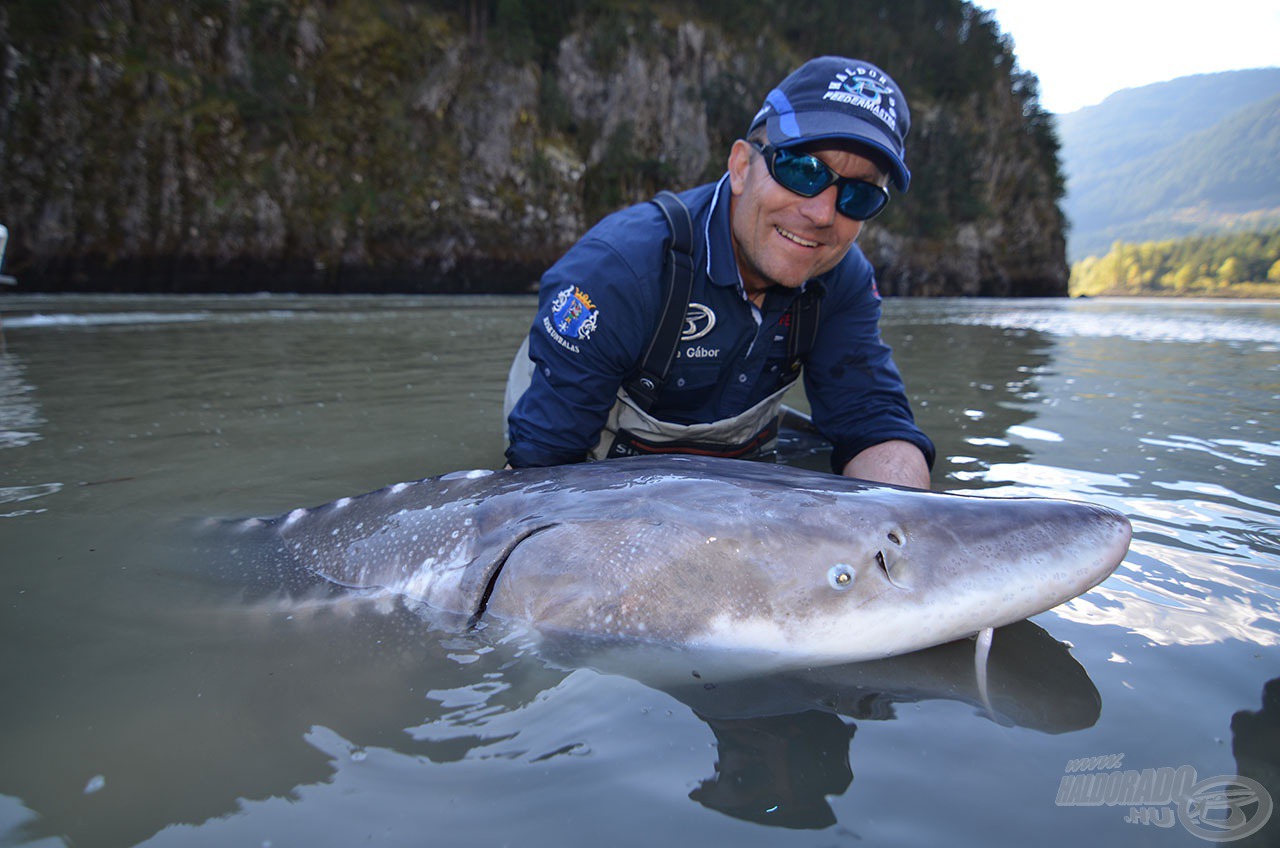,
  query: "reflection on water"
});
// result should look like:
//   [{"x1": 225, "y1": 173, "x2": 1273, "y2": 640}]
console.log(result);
[
  {"x1": 1234, "y1": 679, "x2": 1280, "y2": 848},
  {"x1": 931, "y1": 297, "x2": 1280, "y2": 345},
  {"x1": 0, "y1": 353, "x2": 42, "y2": 451},
  {"x1": 0, "y1": 587, "x2": 1097, "y2": 846},
  {"x1": 900, "y1": 301, "x2": 1280, "y2": 656},
  {"x1": 0, "y1": 295, "x2": 1277, "y2": 847}
]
